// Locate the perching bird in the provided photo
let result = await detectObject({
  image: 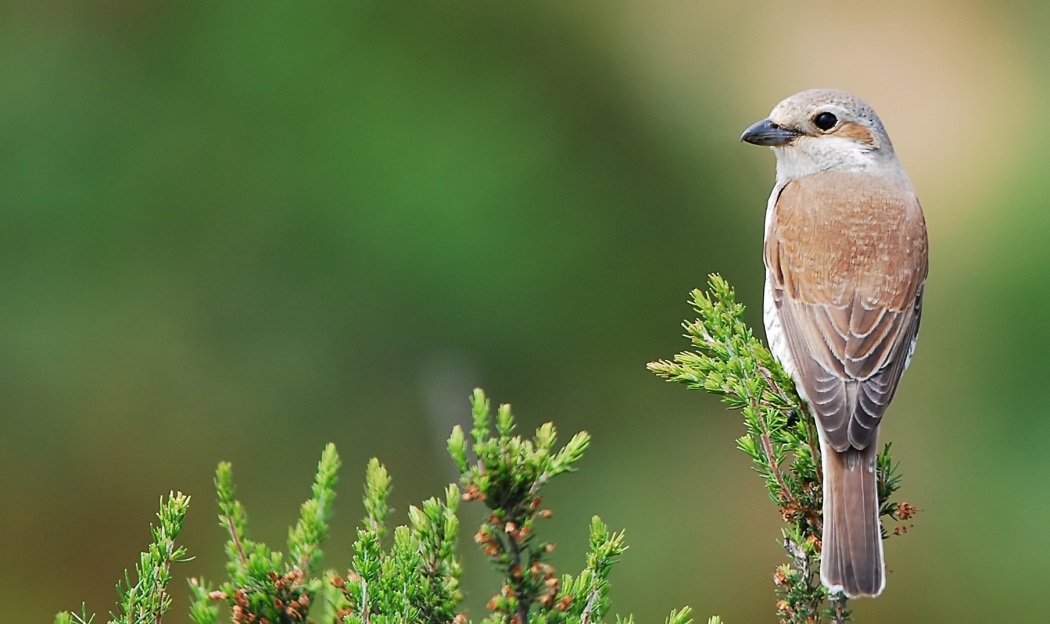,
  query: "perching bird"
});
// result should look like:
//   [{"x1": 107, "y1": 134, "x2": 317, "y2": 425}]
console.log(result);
[{"x1": 740, "y1": 89, "x2": 928, "y2": 598}]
